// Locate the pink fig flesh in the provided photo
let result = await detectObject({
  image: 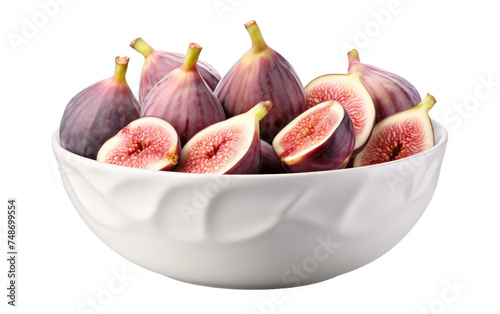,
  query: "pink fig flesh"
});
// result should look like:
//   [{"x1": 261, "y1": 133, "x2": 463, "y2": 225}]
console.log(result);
[
  {"x1": 97, "y1": 117, "x2": 180, "y2": 171},
  {"x1": 176, "y1": 101, "x2": 272, "y2": 174},
  {"x1": 215, "y1": 20, "x2": 307, "y2": 143},
  {"x1": 273, "y1": 100, "x2": 355, "y2": 173},
  {"x1": 59, "y1": 56, "x2": 140, "y2": 159},
  {"x1": 347, "y1": 49, "x2": 421, "y2": 123},
  {"x1": 304, "y1": 72, "x2": 375, "y2": 155},
  {"x1": 141, "y1": 43, "x2": 226, "y2": 146},
  {"x1": 354, "y1": 94, "x2": 436, "y2": 167},
  {"x1": 130, "y1": 37, "x2": 221, "y2": 104}
]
